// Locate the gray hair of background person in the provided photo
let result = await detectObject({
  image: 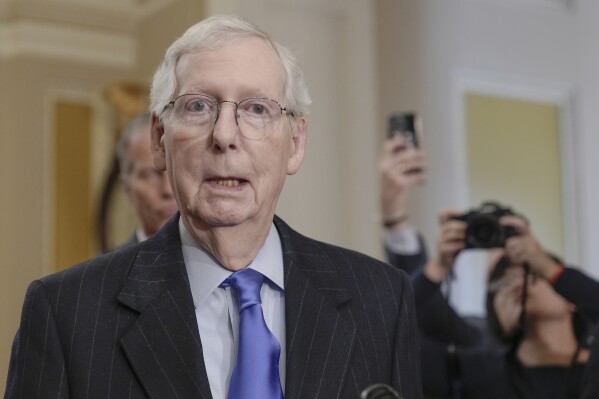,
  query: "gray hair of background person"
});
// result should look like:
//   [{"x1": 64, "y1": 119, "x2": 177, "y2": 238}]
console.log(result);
[
  {"x1": 149, "y1": 14, "x2": 311, "y2": 119},
  {"x1": 116, "y1": 111, "x2": 152, "y2": 178}
]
